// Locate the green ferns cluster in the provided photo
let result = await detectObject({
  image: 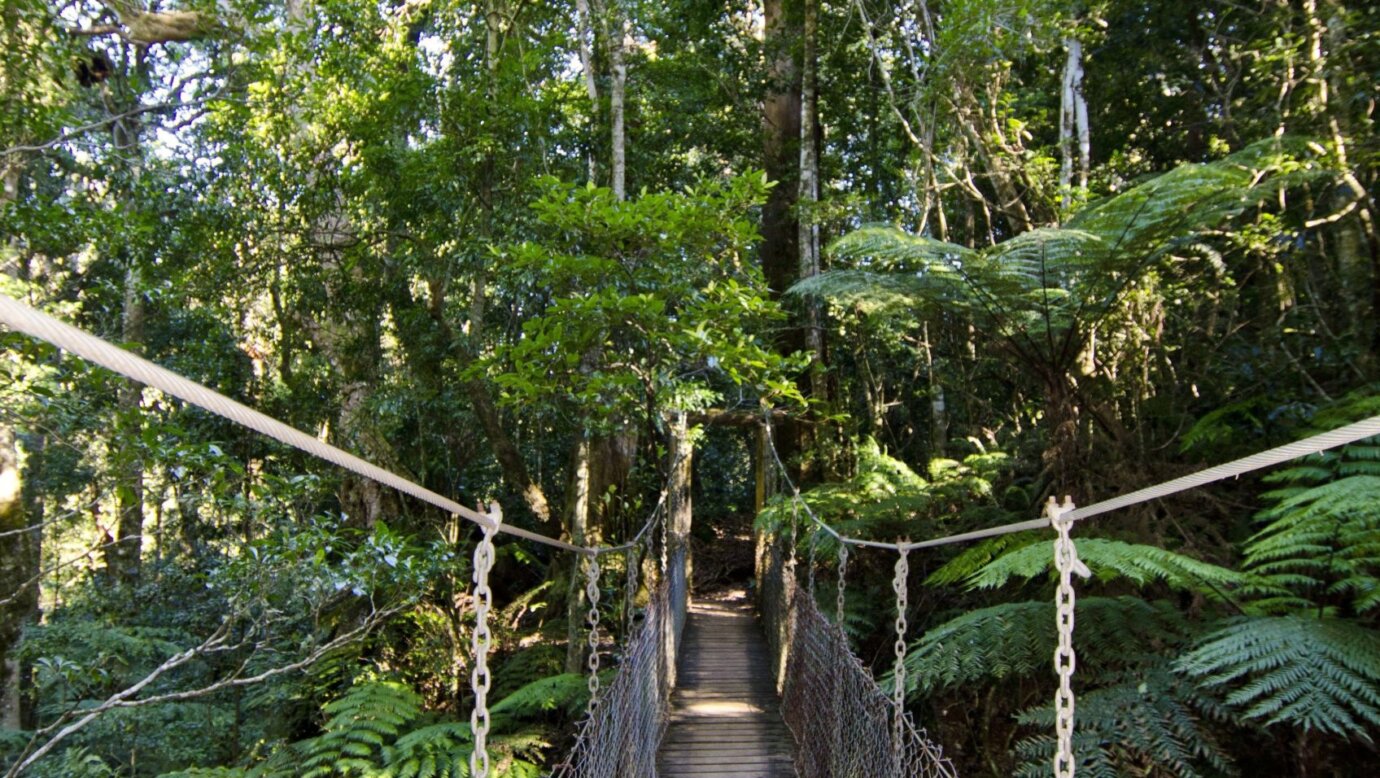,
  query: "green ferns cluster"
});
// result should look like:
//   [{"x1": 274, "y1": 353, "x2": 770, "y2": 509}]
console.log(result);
[
  {"x1": 756, "y1": 437, "x2": 1011, "y2": 545},
  {"x1": 161, "y1": 674, "x2": 594, "y2": 778},
  {"x1": 896, "y1": 392, "x2": 1380, "y2": 774}
]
